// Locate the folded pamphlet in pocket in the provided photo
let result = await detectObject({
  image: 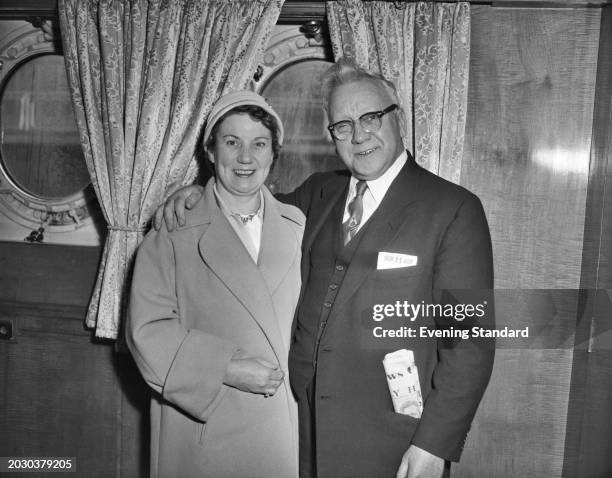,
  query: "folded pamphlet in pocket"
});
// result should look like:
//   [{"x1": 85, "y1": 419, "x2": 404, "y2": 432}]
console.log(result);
[{"x1": 382, "y1": 349, "x2": 423, "y2": 419}]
